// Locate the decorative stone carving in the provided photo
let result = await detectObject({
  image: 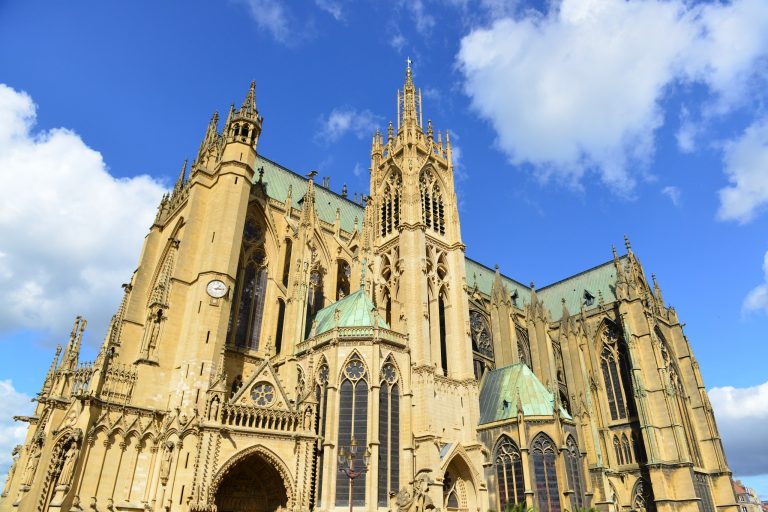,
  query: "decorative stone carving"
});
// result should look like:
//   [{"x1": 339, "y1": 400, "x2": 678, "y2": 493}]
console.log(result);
[
  {"x1": 159, "y1": 440, "x2": 174, "y2": 484},
  {"x1": 394, "y1": 474, "x2": 434, "y2": 512}
]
